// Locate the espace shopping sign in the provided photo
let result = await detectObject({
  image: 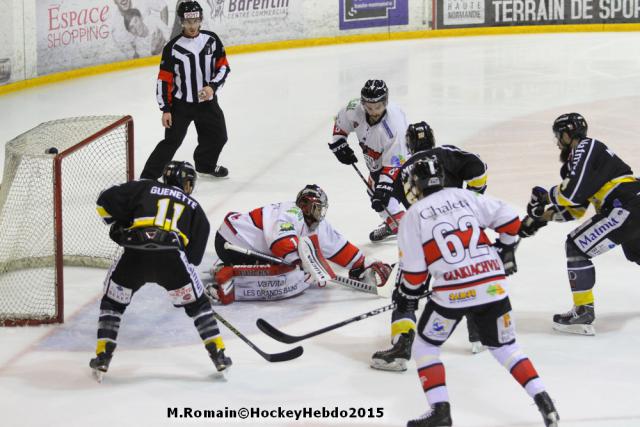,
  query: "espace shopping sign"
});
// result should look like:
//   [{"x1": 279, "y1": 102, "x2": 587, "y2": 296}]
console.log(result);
[{"x1": 435, "y1": 0, "x2": 640, "y2": 28}]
